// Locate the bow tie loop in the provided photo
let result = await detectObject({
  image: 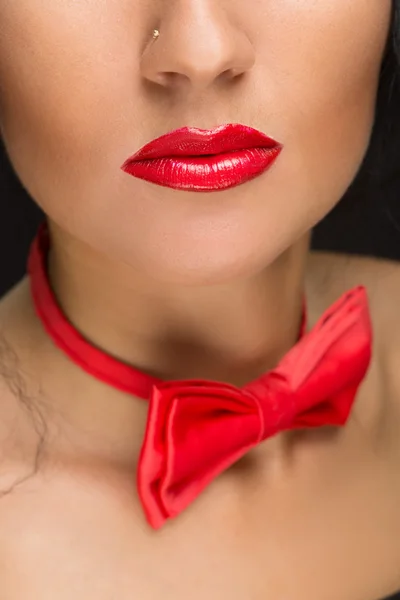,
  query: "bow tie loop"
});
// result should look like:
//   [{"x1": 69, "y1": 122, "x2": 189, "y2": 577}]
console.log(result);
[
  {"x1": 246, "y1": 286, "x2": 372, "y2": 426},
  {"x1": 138, "y1": 380, "x2": 276, "y2": 529}
]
